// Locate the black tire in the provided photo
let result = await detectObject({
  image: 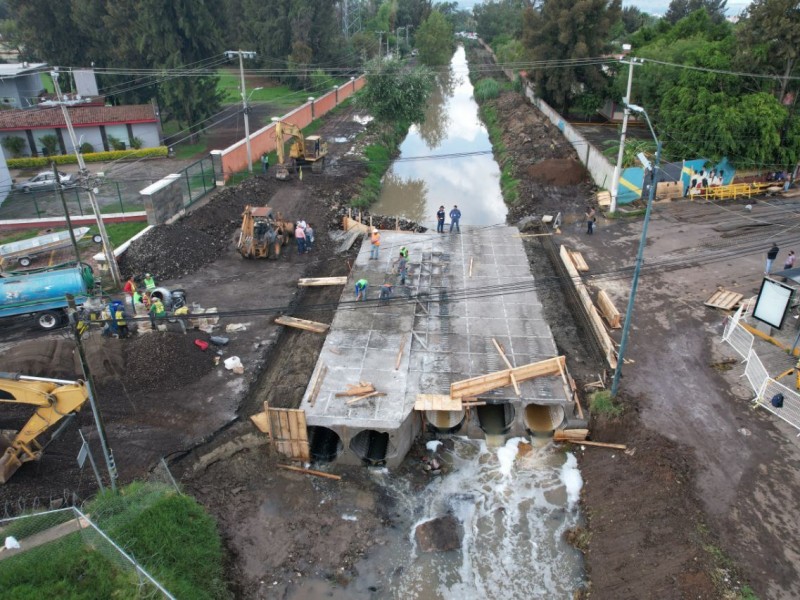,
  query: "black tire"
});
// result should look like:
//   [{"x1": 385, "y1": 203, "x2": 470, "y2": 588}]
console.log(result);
[
  {"x1": 18, "y1": 256, "x2": 31, "y2": 267},
  {"x1": 21, "y1": 187, "x2": 30, "y2": 194},
  {"x1": 92, "y1": 234, "x2": 103, "y2": 244},
  {"x1": 36, "y1": 310, "x2": 62, "y2": 330}
]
